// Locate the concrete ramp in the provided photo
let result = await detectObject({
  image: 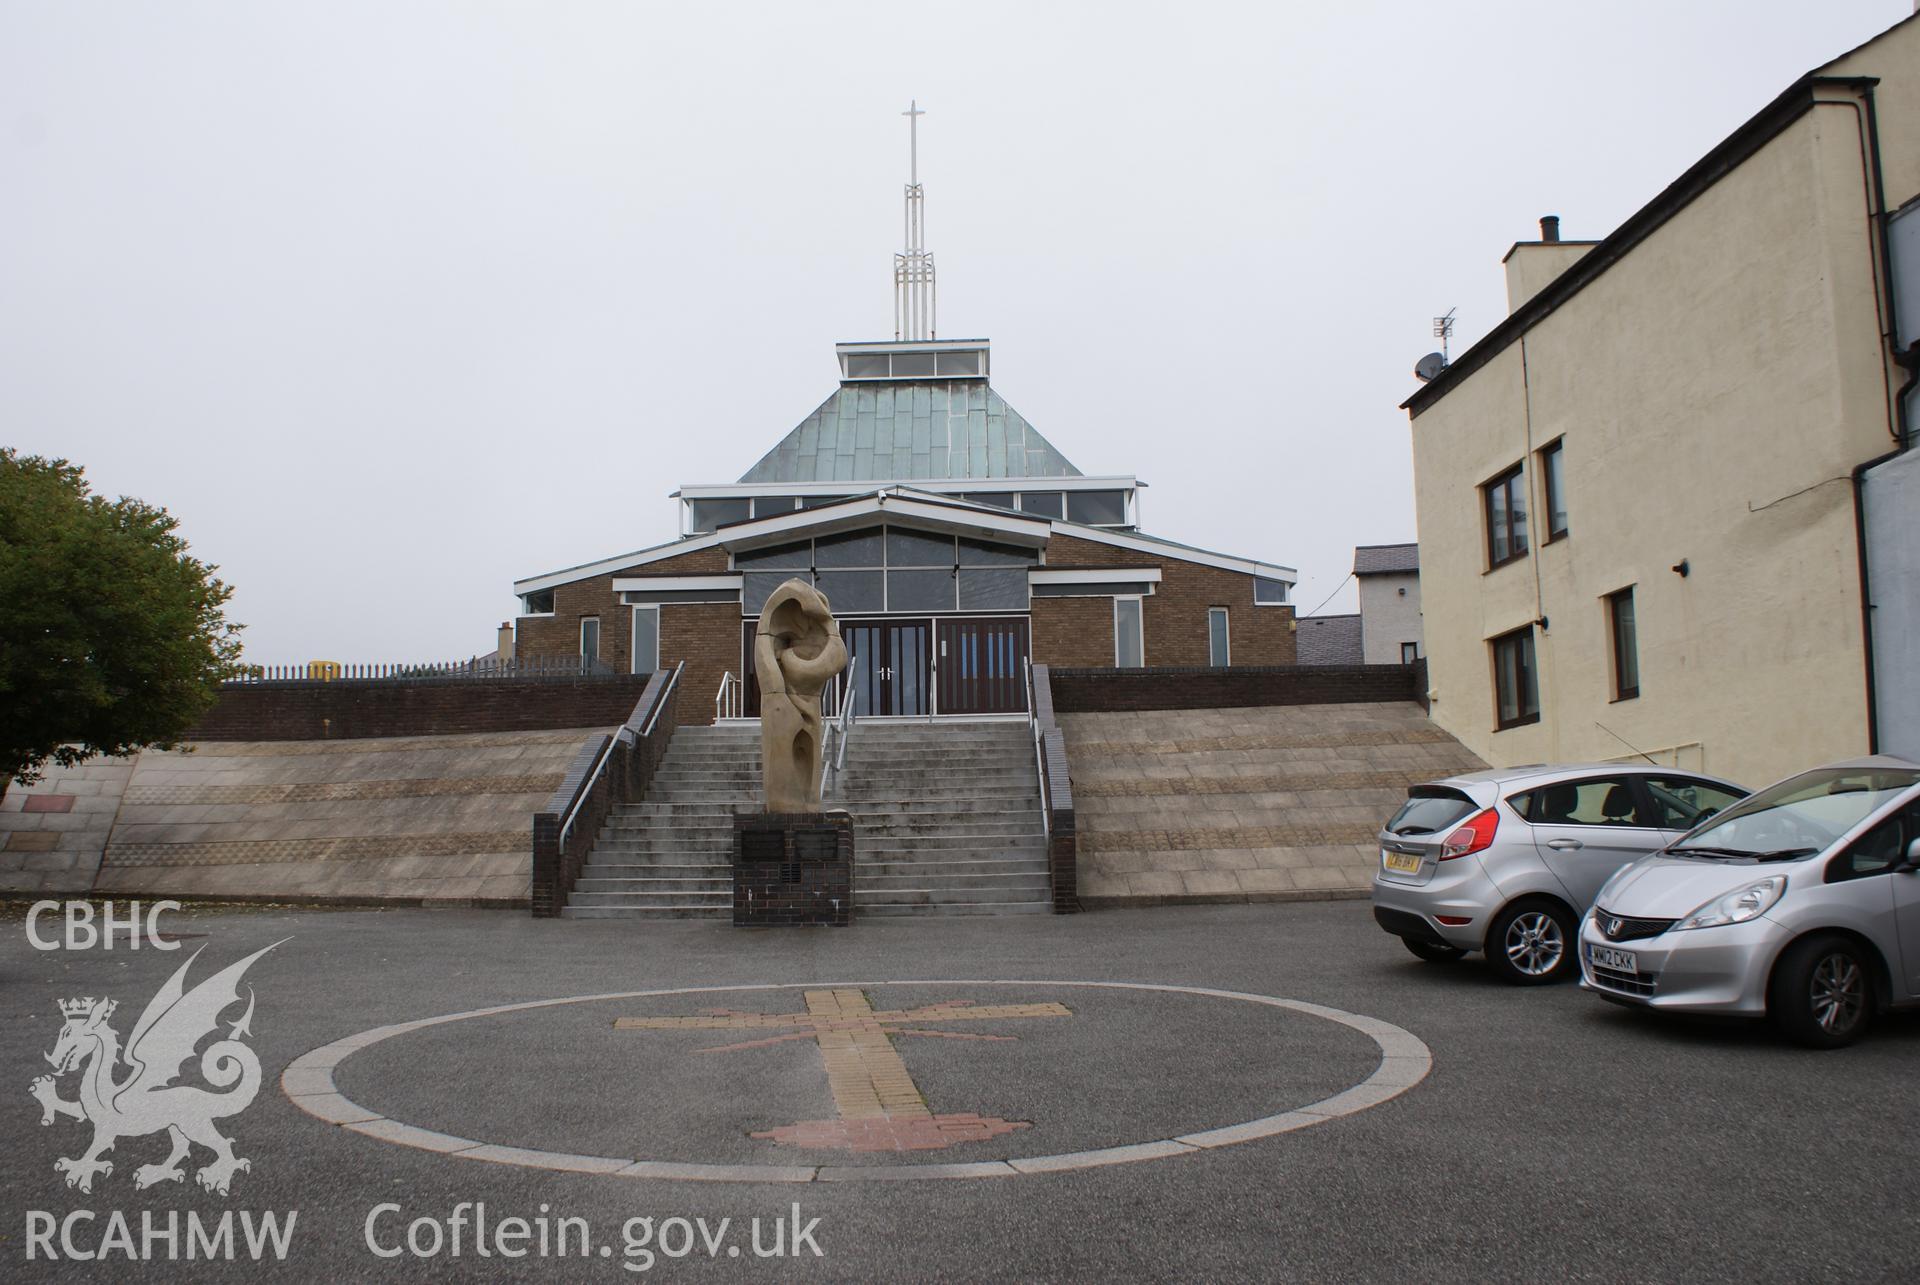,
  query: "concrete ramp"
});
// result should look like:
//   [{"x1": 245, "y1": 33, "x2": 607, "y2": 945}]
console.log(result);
[
  {"x1": 91, "y1": 729, "x2": 601, "y2": 905},
  {"x1": 1060, "y1": 702, "x2": 1485, "y2": 905}
]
